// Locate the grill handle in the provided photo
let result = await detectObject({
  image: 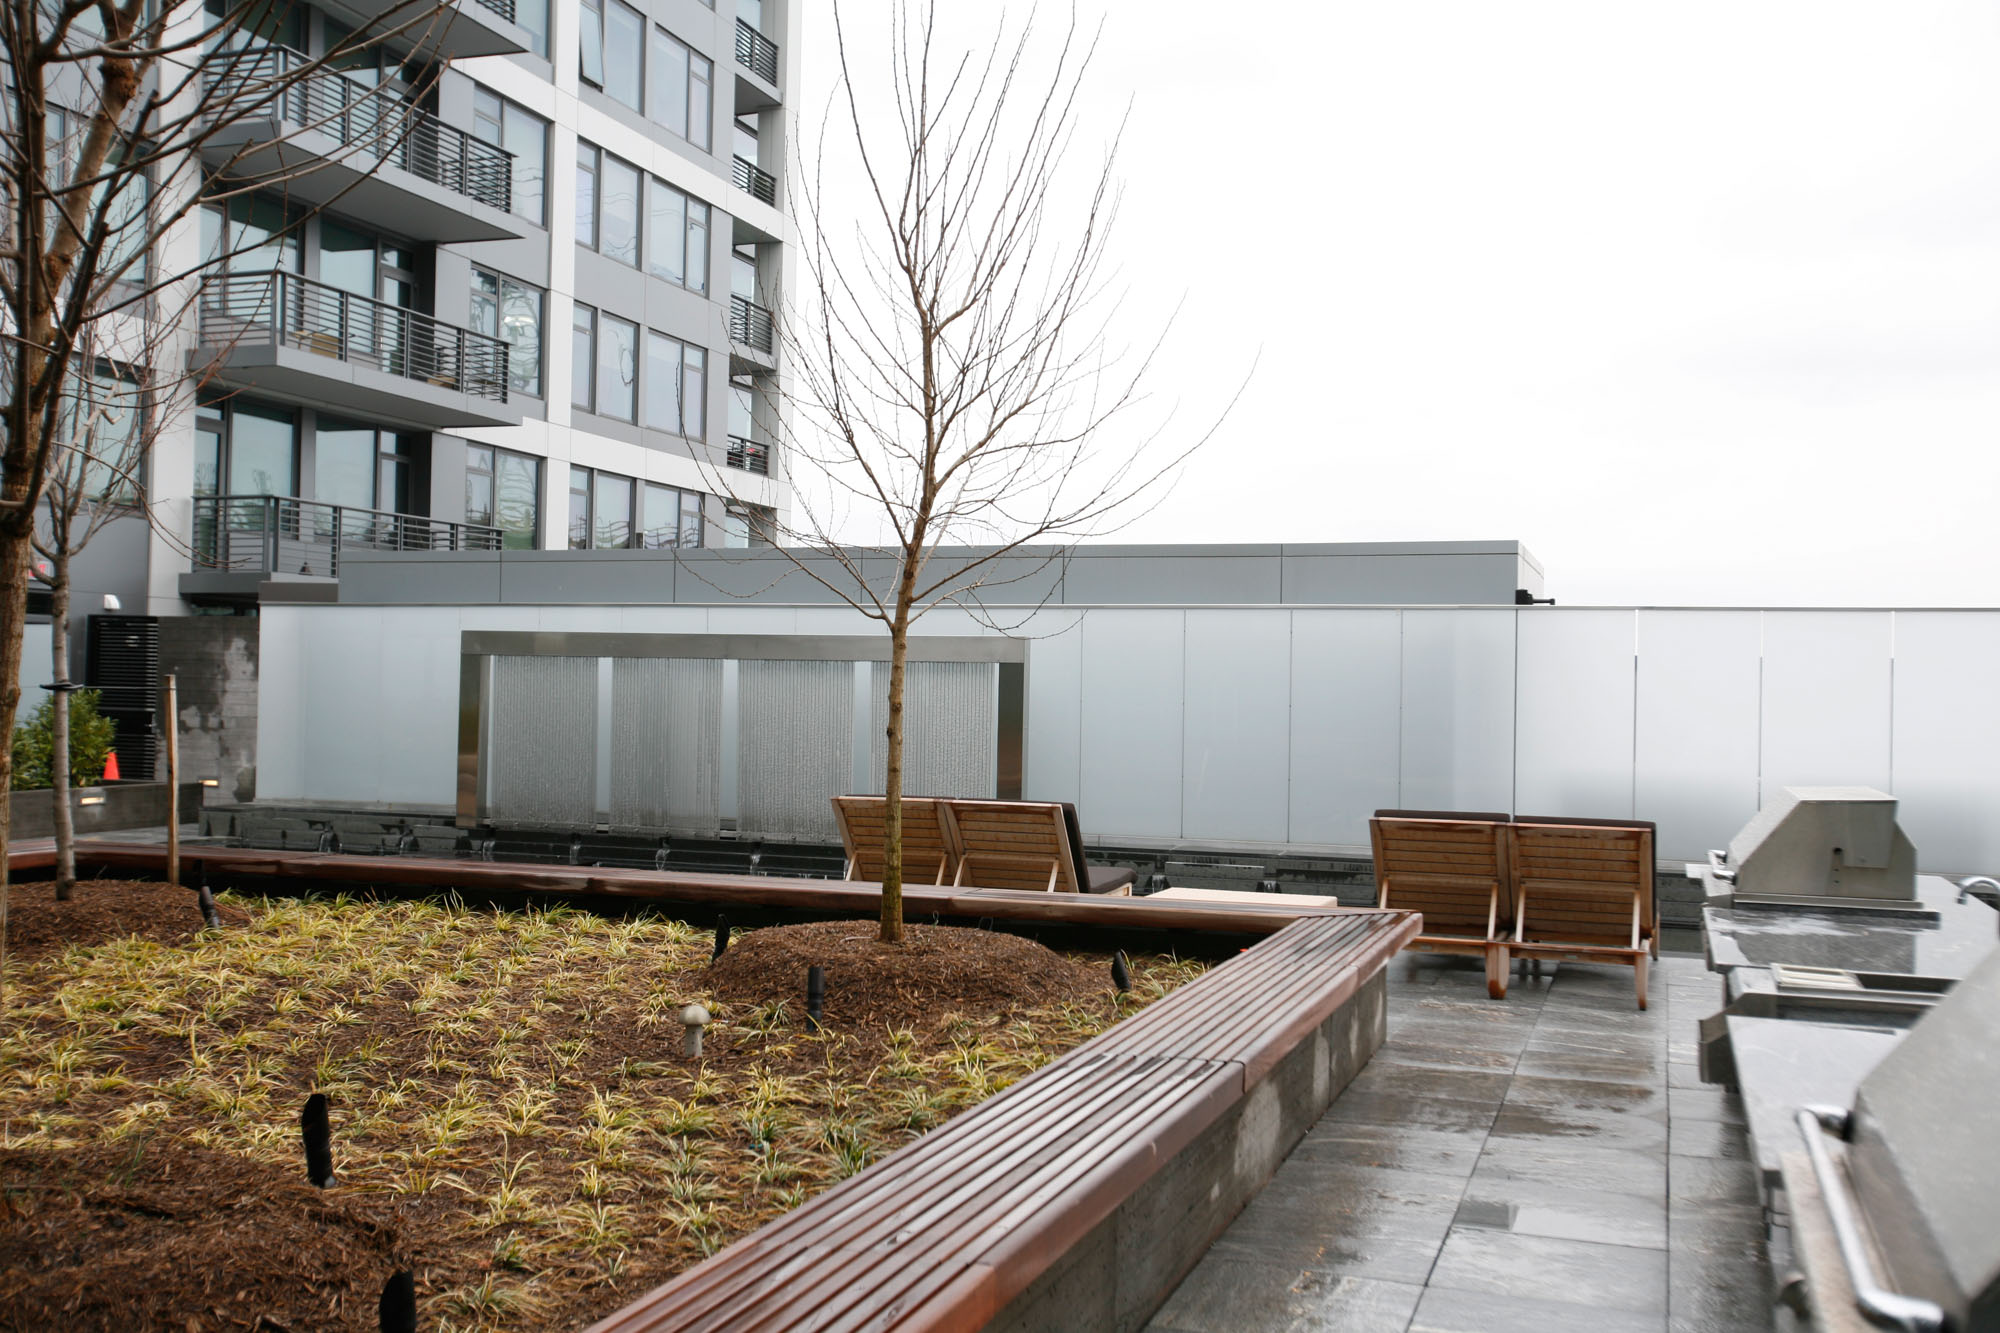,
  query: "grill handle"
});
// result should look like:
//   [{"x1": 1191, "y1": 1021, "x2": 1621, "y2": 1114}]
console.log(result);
[
  {"x1": 1706, "y1": 848, "x2": 1737, "y2": 884},
  {"x1": 1794, "y1": 1105, "x2": 1947, "y2": 1333}
]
